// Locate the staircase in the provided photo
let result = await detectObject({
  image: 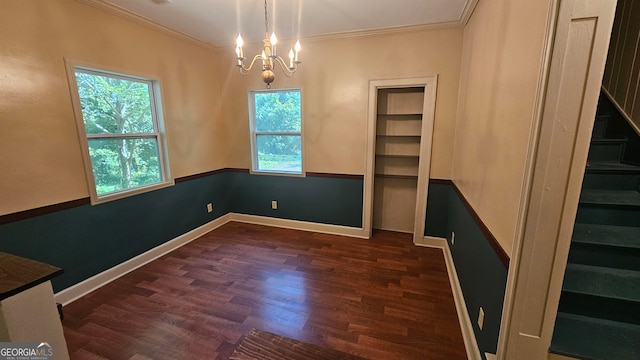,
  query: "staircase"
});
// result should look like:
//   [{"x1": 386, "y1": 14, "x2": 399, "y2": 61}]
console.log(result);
[{"x1": 550, "y1": 98, "x2": 640, "y2": 360}]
